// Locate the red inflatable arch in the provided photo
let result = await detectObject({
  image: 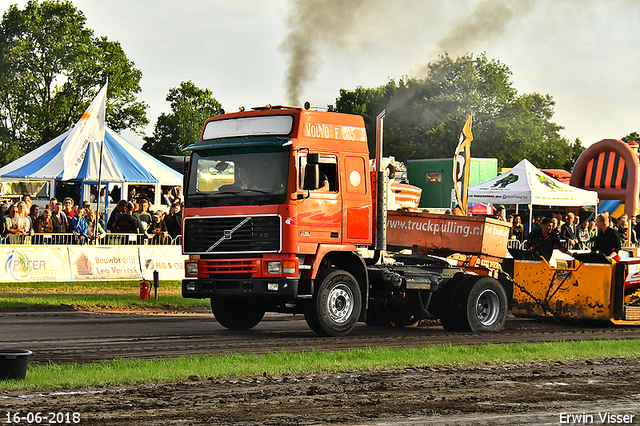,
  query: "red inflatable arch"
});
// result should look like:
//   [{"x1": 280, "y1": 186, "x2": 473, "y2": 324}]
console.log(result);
[{"x1": 570, "y1": 139, "x2": 639, "y2": 218}]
